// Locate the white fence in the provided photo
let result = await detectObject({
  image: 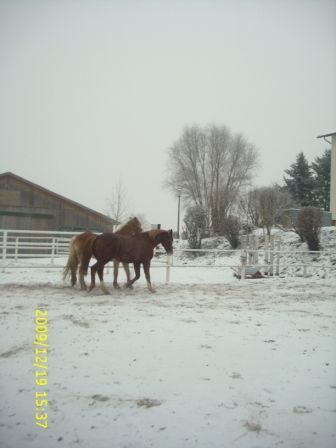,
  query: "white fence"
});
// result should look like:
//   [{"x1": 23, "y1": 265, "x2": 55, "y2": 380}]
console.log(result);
[
  {"x1": 0, "y1": 229, "x2": 335, "y2": 280},
  {"x1": 0, "y1": 229, "x2": 81, "y2": 266}
]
